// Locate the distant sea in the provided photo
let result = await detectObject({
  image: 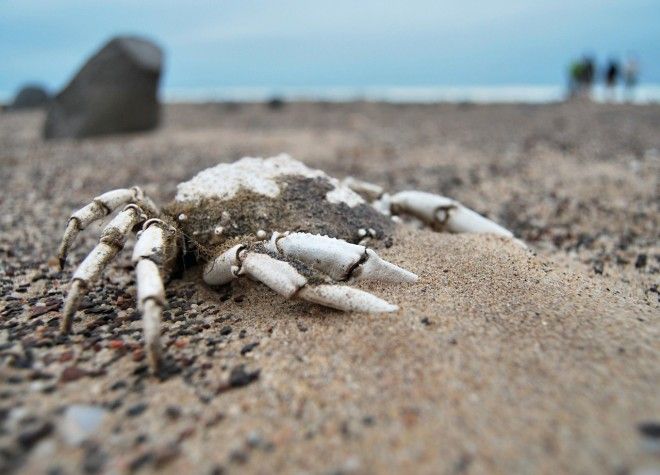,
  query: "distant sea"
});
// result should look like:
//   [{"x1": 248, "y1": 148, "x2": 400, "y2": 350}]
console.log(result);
[
  {"x1": 2, "y1": 85, "x2": 660, "y2": 105},
  {"x1": 163, "y1": 85, "x2": 660, "y2": 104}
]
